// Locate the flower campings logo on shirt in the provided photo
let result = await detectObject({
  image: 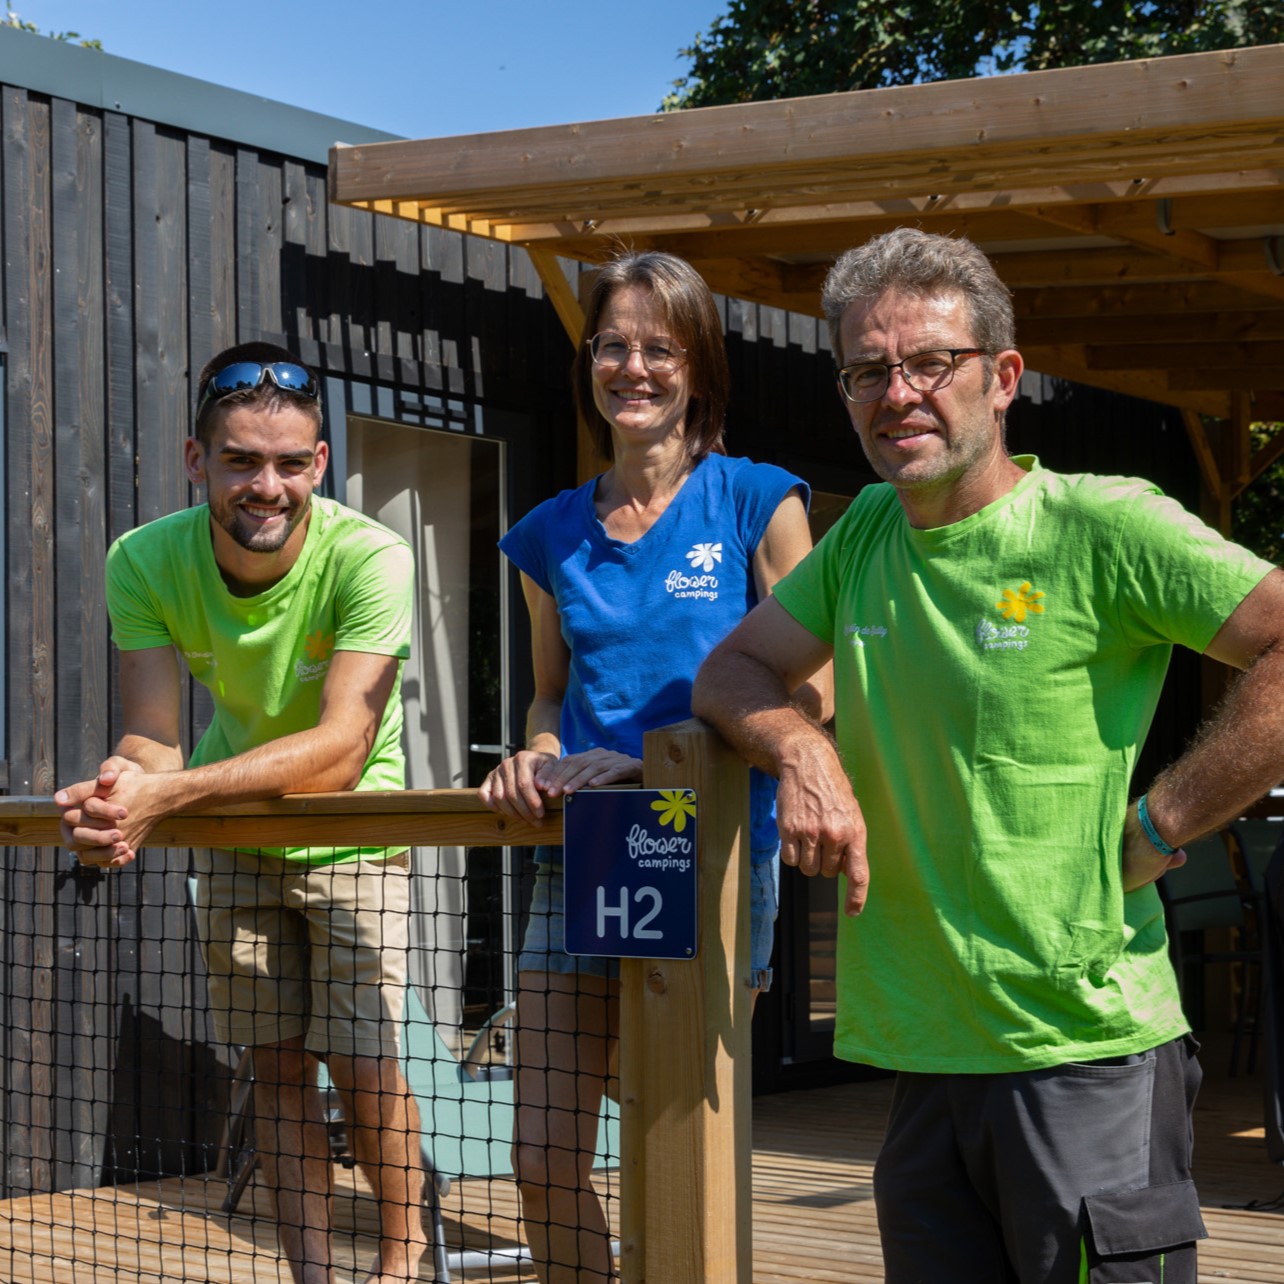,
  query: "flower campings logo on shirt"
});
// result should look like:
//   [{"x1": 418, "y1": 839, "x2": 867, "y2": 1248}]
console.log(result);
[
  {"x1": 996, "y1": 582, "x2": 1045, "y2": 624},
  {"x1": 664, "y1": 540, "x2": 722, "y2": 601},
  {"x1": 977, "y1": 581, "x2": 1046, "y2": 652},
  {"x1": 296, "y1": 628, "x2": 335, "y2": 682},
  {"x1": 686, "y1": 542, "x2": 722, "y2": 573}
]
